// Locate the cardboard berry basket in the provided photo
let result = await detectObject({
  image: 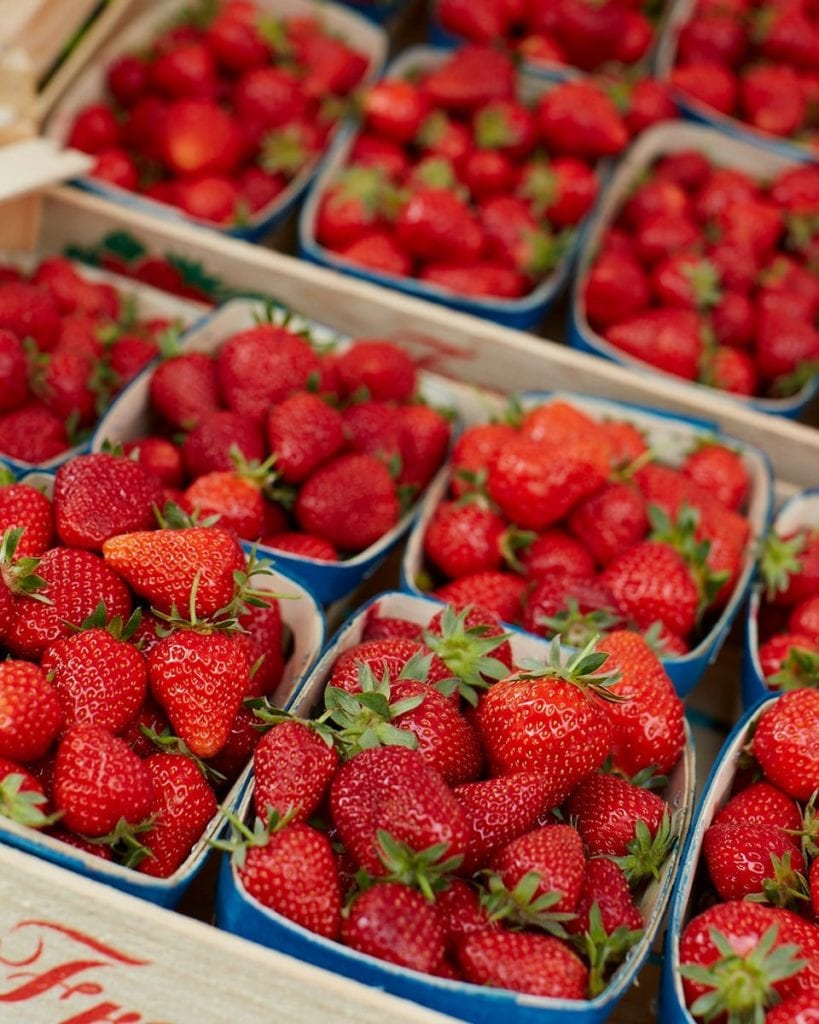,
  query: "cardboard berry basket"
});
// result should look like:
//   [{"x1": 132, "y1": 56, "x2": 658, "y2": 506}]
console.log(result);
[
  {"x1": 43, "y1": 0, "x2": 387, "y2": 242},
  {"x1": 0, "y1": 467, "x2": 327, "y2": 910},
  {"x1": 91, "y1": 295, "x2": 463, "y2": 606},
  {"x1": 655, "y1": 0, "x2": 818, "y2": 165},
  {"x1": 568, "y1": 121, "x2": 819, "y2": 419},
  {"x1": 742, "y1": 489, "x2": 819, "y2": 709},
  {"x1": 0, "y1": 258, "x2": 207, "y2": 479},
  {"x1": 658, "y1": 694, "x2": 780, "y2": 1024},
  {"x1": 215, "y1": 588, "x2": 697, "y2": 1024},
  {"x1": 298, "y1": 45, "x2": 595, "y2": 331},
  {"x1": 400, "y1": 390, "x2": 774, "y2": 698}
]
